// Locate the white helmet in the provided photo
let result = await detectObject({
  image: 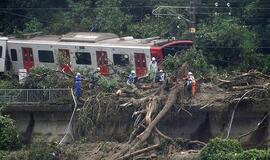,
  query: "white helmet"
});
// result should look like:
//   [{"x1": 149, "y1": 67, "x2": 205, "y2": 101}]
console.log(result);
[
  {"x1": 96, "y1": 67, "x2": 101, "y2": 71},
  {"x1": 188, "y1": 72, "x2": 192, "y2": 75},
  {"x1": 152, "y1": 57, "x2": 156, "y2": 61},
  {"x1": 131, "y1": 70, "x2": 135, "y2": 74},
  {"x1": 76, "y1": 72, "x2": 81, "y2": 76},
  {"x1": 159, "y1": 70, "x2": 163, "y2": 72}
]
